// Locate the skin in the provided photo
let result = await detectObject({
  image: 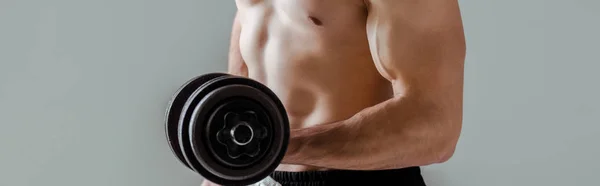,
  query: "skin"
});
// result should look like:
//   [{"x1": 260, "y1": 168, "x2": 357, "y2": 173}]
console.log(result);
[{"x1": 203, "y1": 0, "x2": 465, "y2": 185}]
